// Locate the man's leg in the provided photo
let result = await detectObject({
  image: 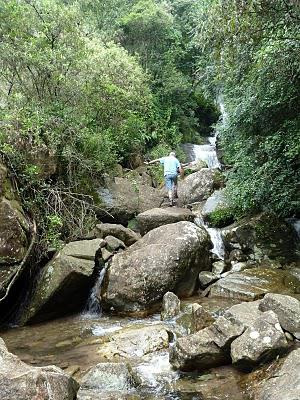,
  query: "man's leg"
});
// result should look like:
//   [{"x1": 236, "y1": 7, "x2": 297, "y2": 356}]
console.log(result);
[{"x1": 165, "y1": 175, "x2": 174, "y2": 206}]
